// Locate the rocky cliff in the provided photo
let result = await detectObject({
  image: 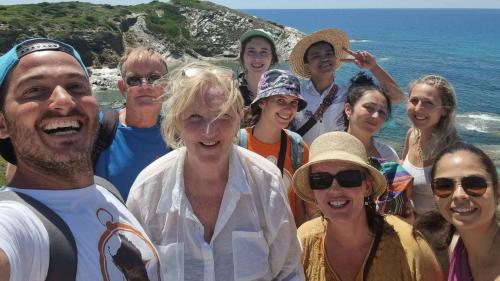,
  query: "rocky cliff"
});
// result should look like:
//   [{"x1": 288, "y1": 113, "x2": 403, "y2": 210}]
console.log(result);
[{"x1": 0, "y1": 0, "x2": 305, "y2": 68}]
